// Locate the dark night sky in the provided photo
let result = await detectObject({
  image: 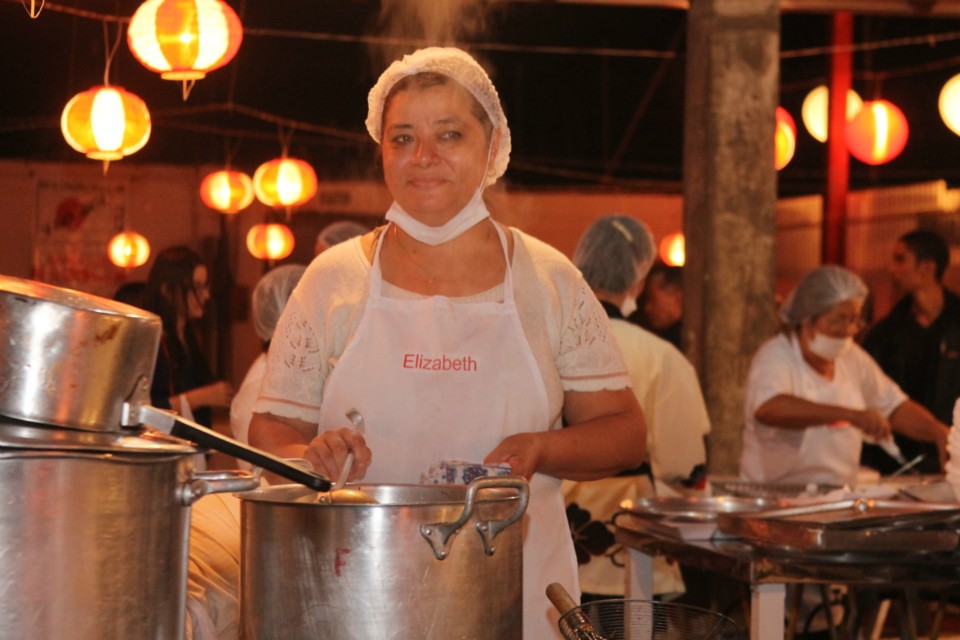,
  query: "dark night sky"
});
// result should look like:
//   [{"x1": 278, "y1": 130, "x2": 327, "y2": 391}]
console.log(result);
[{"x1": 2, "y1": 0, "x2": 960, "y2": 197}]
